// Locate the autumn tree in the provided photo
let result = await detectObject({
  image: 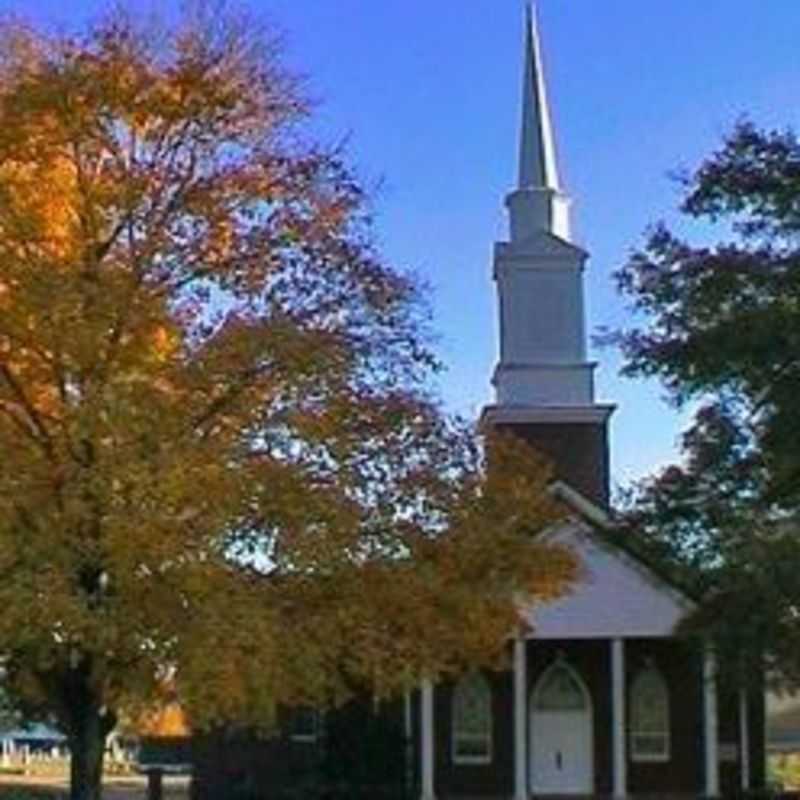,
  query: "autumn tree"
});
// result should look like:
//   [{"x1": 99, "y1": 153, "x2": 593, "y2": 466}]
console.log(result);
[
  {"x1": 608, "y1": 122, "x2": 800, "y2": 687},
  {"x1": 0, "y1": 8, "x2": 575, "y2": 800}
]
